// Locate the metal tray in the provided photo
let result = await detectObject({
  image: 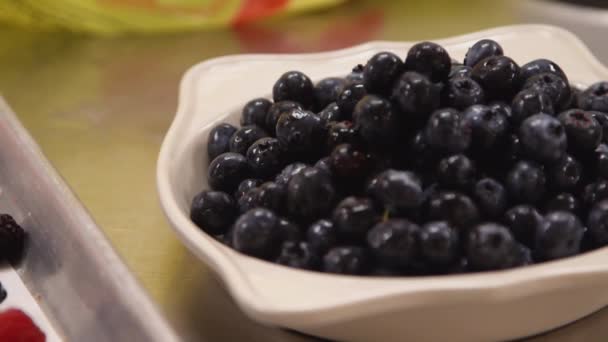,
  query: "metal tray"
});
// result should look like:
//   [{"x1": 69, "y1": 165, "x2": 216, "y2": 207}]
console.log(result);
[{"x1": 0, "y1": 97, "x2": 179, "y2": 342}]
